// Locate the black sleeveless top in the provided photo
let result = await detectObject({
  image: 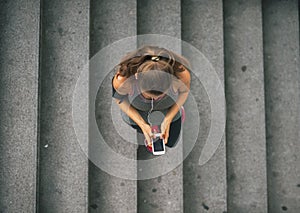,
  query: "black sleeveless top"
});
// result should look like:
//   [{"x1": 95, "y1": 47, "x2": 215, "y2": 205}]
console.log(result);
[{"x1": 112, "y1": 77, "x2": 181, "y2": 125}]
